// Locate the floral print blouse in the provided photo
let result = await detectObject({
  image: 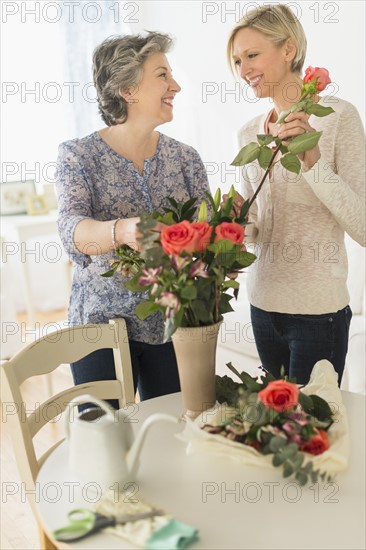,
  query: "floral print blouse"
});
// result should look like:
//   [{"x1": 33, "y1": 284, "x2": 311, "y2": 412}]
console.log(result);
[{"x1": 56, "y1": 131, "x2": 210, "y2": 344}]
